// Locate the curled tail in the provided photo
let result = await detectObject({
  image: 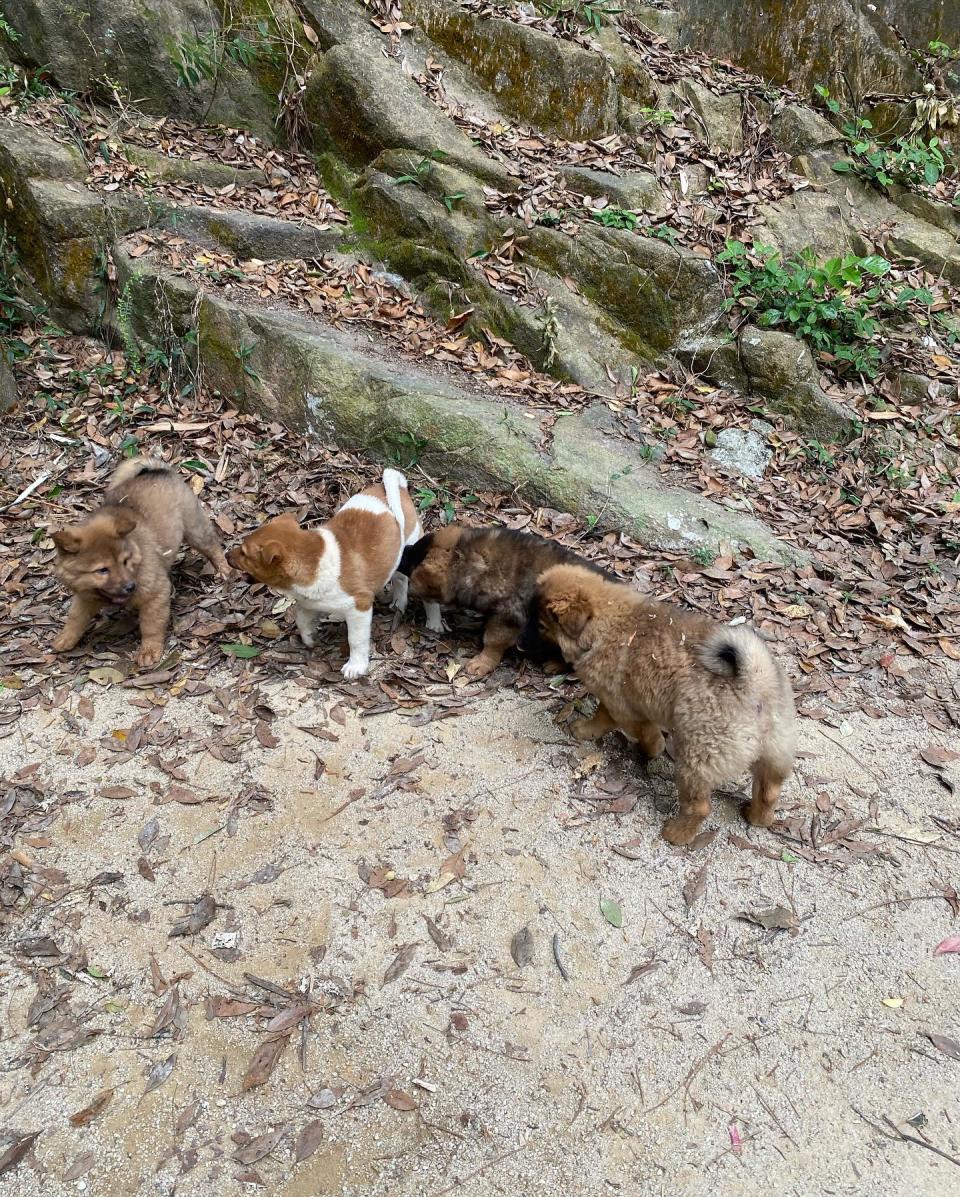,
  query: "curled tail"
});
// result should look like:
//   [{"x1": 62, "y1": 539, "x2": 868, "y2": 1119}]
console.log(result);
[
  {"x1": 110, "y1": 456, "x2": 172, "y2": 487},
  {"x1": 697, "y1": 624, "x2": 777, "y2": 686},
  {"x1": 382, "y1": 468, "x2": 408, "y2": 531}
]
